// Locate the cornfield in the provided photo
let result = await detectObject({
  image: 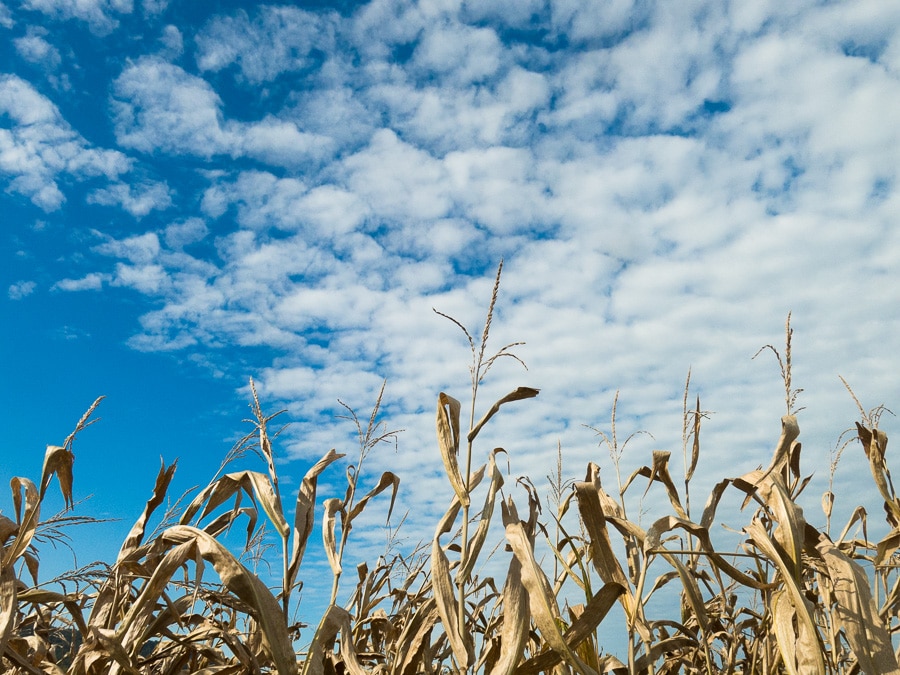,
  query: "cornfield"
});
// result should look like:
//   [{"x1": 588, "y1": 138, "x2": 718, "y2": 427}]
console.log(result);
[{"x1": 2, "y1": 264, "x2": 899, "y2": 674}]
